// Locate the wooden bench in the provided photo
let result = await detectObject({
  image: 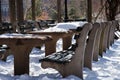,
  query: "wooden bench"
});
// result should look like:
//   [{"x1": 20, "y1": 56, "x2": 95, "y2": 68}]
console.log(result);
[
  {"x1": 92, "y1": 22, "x2": 114, "y2": 61},
  {"x1": 45, "y1": 20, "x2": 56, "y2": 27},
  {"x1": 17, "y1": 21, "x2": 32, "y2": 33},
  {"x1": 114, "y1": 20, "x2": 120, "y2": 39},
  {"x1": 84, "y1": 20, "x2": 118, "y2": 70},
  {"x1": 98, "y1": 21, "x2": 118, "y2": 57},
  {"x1": 36, "y1": 20, "x2": 49, "y2": 29},
  {"x1": 17, "y1": 21, "x2": 39, "y2": 33},
  {"x1": 0, "y1": 45, "x2": 10, "y2": 60},
  {"x1": 107, "y1": 21, "x2": 113, "y2": 49},
  {"x1": 110, "y1": 20, "x2": 119, "y2": 44},
  {"x1": 0, "y1": 22, "x2": 13, "y2": 60},
  {"x1": 93, "y1": 23, "x2": 102, "y2": 61},
  {"x1": 99, "y1": 22, "x2": 110, "y2": 57},
  {"x1": 0, "y1": 22, "x2": 13, "y2": 34},
  {"x1": 84, "y1": 23, "x2": 100, "y2": 69},
  {"x1": 40, "y1": 23, "x2": 92, "y2": 79}
]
